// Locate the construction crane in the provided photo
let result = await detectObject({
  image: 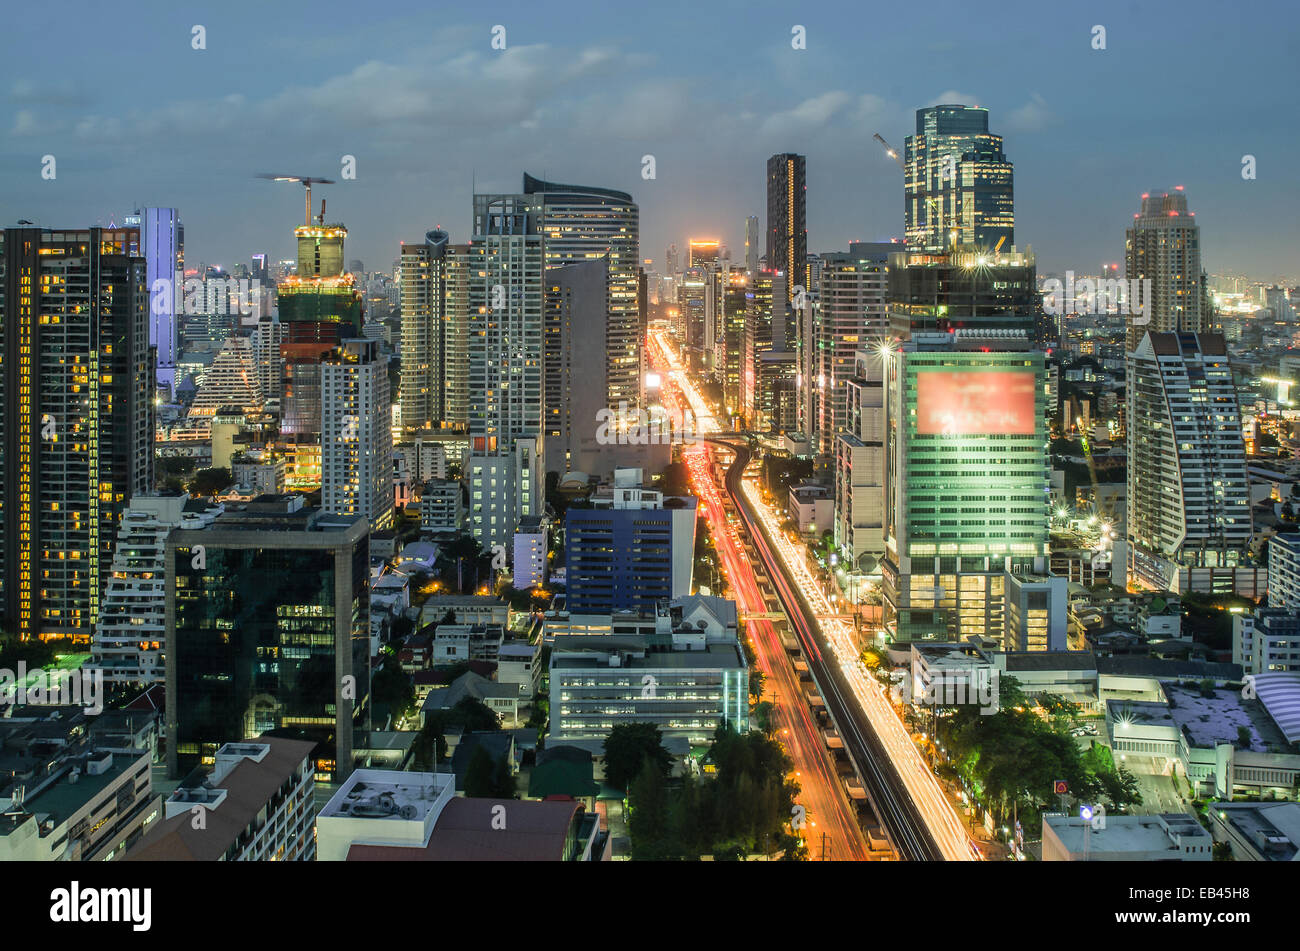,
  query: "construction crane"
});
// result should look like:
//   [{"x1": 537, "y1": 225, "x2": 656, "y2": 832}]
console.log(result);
[
  {"x1": 873, "y1": 133, "x2": 904, "y2": 168},
  {"x1": 256, "y1": 174, "x2": 336, "y2": 226}
]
